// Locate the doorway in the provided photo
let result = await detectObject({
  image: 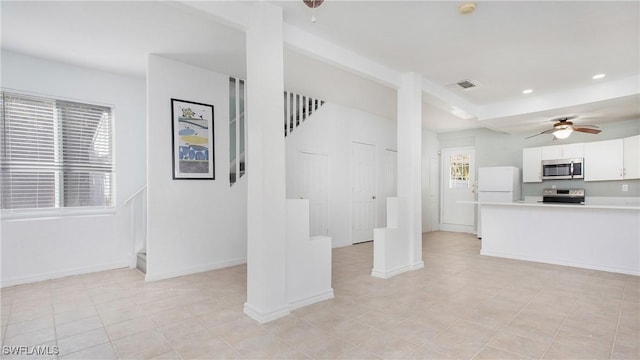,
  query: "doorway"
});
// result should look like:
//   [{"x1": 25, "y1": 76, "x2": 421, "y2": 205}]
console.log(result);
[
  {"x1": 351, "y1": 142, "x2": 376, "y2": 244},
  {"x1": 440, "y1": 147, "x2": 476, "y2": 233}
]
